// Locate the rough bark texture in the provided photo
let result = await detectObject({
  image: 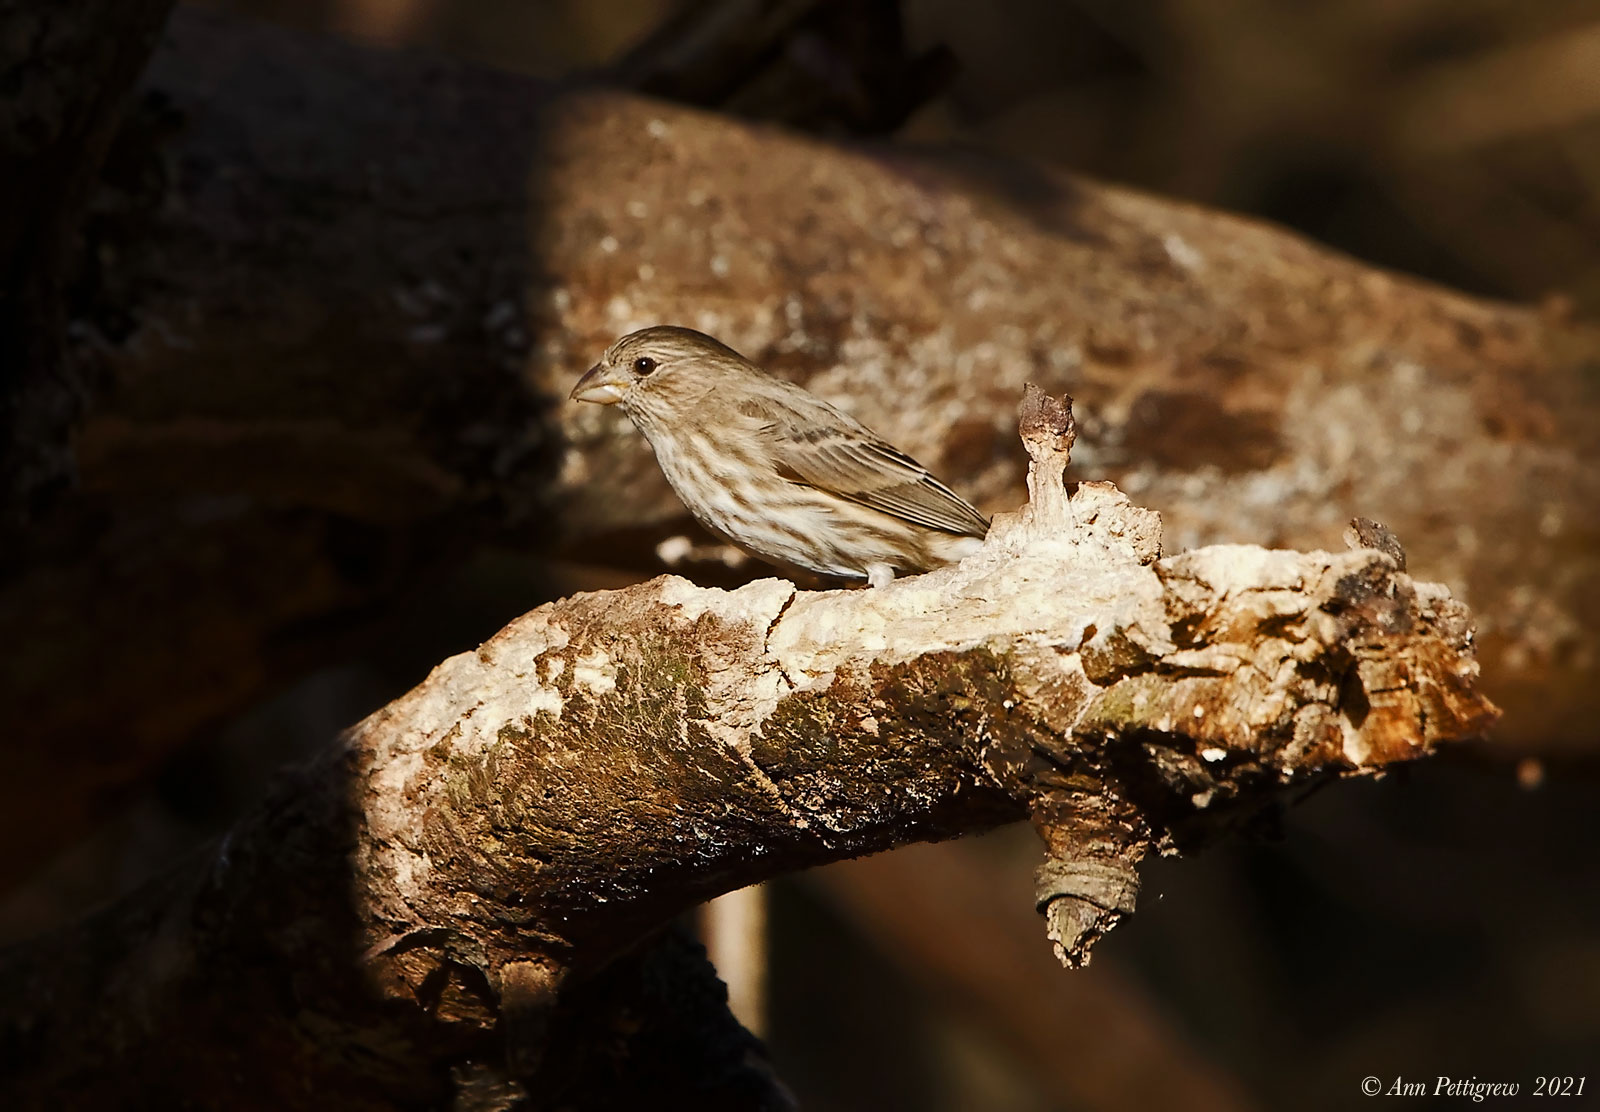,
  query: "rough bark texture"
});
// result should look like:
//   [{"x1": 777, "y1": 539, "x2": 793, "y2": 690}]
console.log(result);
[
  {"x1": 5, "y1": 7, "x2": 1592, "y2": 887},
  {"x1": 0, "y1": 0, "x2": 175, "y2": 517},
  {"x1": 0, "y1": 395, "x2": 1496, "y2": 1107}
]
